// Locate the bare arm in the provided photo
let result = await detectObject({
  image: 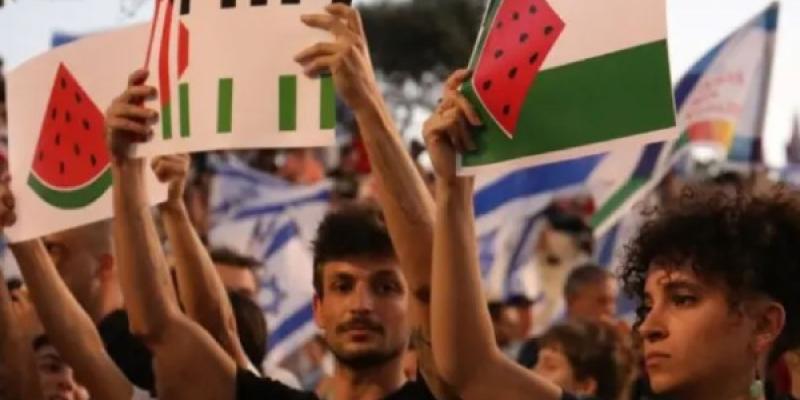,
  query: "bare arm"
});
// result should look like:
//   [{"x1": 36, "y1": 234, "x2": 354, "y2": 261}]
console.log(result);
[
  {"x1": 10, "y1": 239, "x2": 133, "y2": 400},
  {"x1": 425, "y1": 73, "x2": 563, "y2": 400},
  {"x1": 154, "y1": 155, "x2": 250, "y2": 369},
  {"x1": 108, "y1": 70, "x2": 237, "y2": 399},
  {"x1": 0, "y1": 179, "x2": 43, "y2": 400},
  {"x1": 296, "y1": 5, "x2": 457, "y2": 398}
]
